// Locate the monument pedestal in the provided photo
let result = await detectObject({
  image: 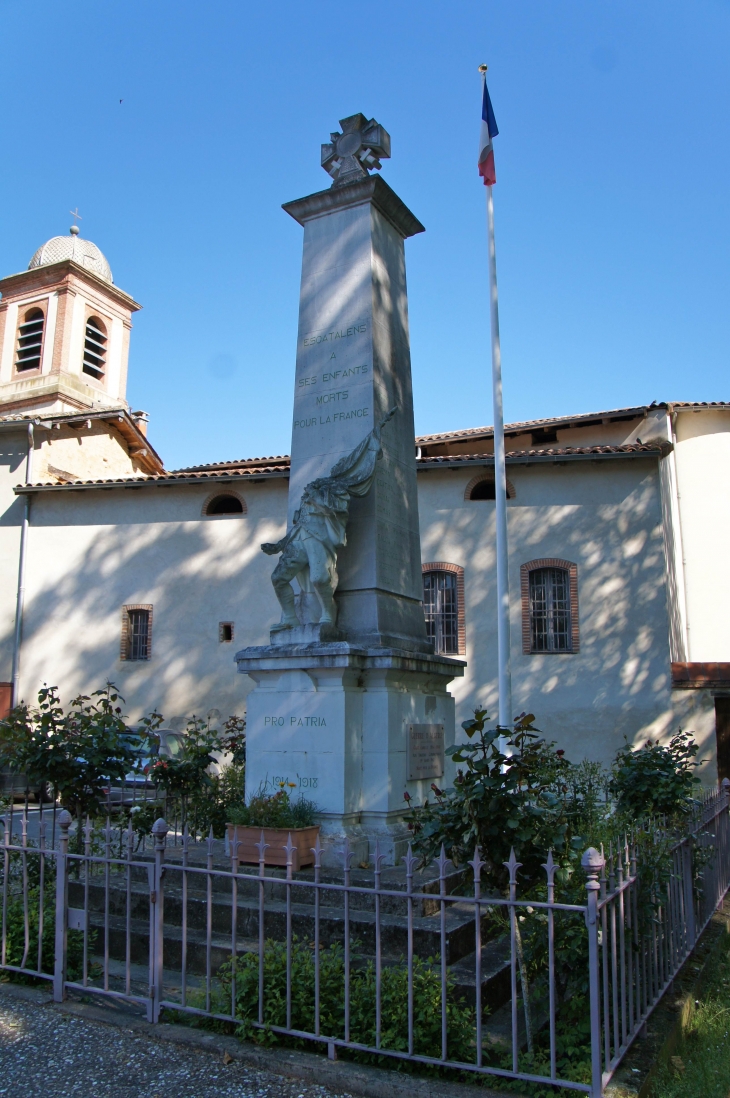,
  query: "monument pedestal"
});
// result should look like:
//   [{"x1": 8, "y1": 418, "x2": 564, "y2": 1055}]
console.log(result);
[{"x1": 236, "y1": 641, "x2": 463, "y2": 865}]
